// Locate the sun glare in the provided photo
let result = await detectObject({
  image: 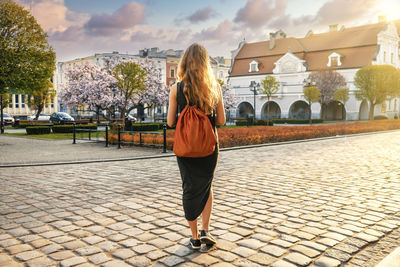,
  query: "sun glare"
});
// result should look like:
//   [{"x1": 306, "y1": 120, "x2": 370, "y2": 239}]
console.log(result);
[{"x1": 377, "y1": 0, "x2": 400, "y2": 21}]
